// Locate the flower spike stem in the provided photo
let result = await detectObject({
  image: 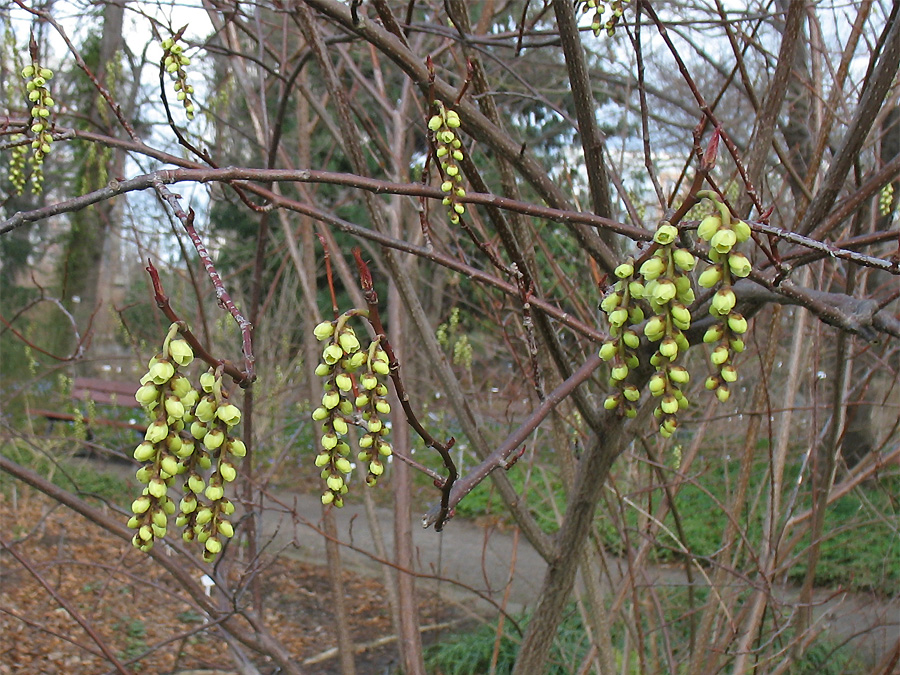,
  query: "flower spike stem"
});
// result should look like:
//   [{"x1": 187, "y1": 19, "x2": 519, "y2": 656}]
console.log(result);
[
  {"x1": 352, "y1": 248, "x2": 458, "y2": 530},
  {"x1": 146, "y1": 260, "x2": 251, "y2": 387}
]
